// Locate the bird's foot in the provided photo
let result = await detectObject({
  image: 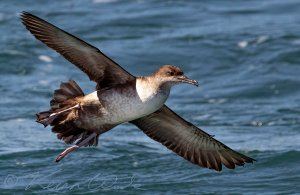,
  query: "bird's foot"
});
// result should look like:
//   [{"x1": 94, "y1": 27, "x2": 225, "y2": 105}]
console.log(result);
[
  {"x1": 55, "y1": 133, "x2": 98, "y2": 162},
  {"x1": 55, "y1": 145, "x2": 79, "y2": 162}
]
